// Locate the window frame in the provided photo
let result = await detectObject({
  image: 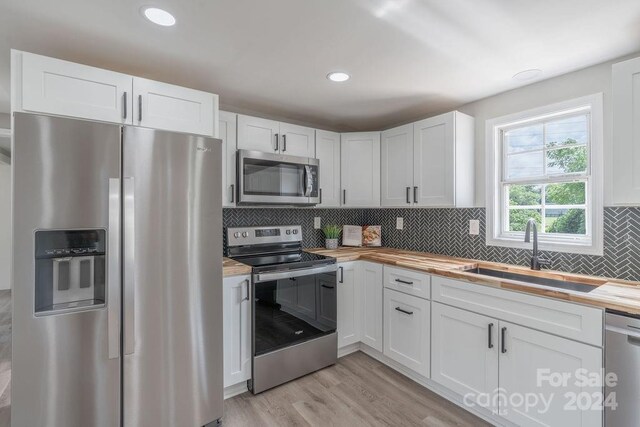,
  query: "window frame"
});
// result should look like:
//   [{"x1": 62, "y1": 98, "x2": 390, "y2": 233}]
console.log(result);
[{"x1": 485, "y1": 94, "x2": 604, "y2": 256}]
